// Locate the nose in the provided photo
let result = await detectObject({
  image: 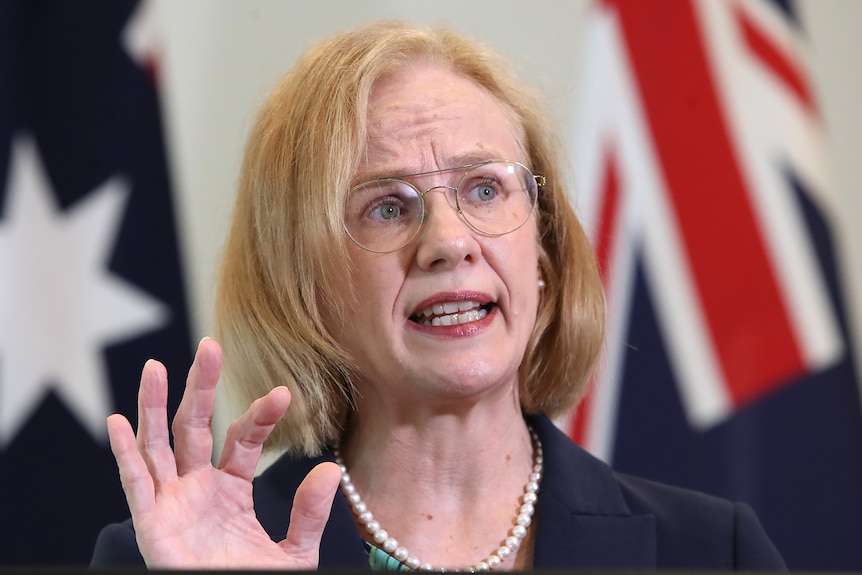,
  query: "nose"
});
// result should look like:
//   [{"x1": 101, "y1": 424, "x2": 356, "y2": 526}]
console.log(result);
[{"x1": 413, "y1": 189, "x2": 481, "y2": 270}]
